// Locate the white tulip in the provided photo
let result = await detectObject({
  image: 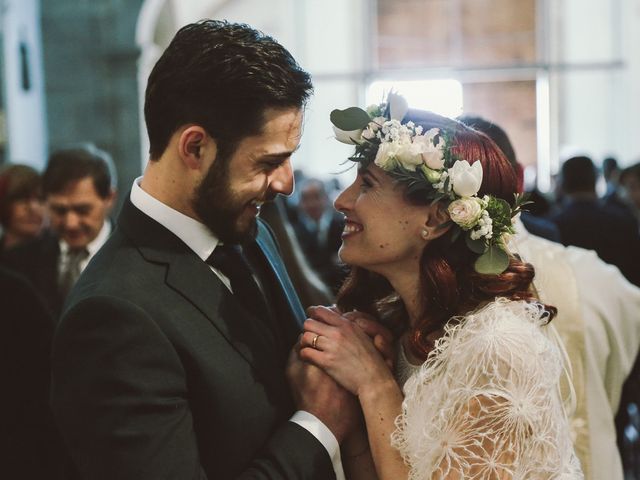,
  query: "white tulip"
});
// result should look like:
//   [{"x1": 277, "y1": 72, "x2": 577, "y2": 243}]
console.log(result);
[
  {"x1": 448, "y1": 160, "x2": 483, "y2": 197},
  {"x1": 388, "y1": 92, "x2": 409, "y2": 122}
]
